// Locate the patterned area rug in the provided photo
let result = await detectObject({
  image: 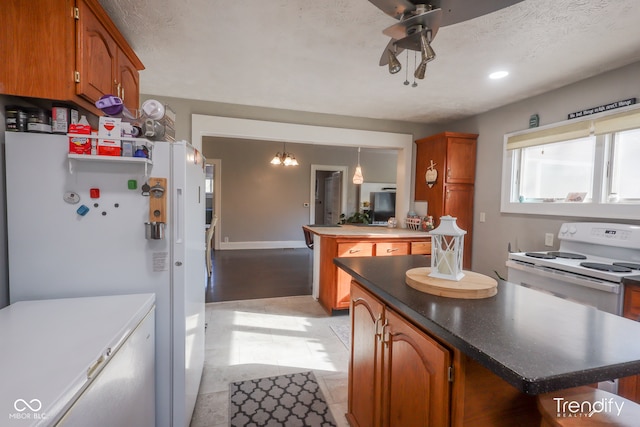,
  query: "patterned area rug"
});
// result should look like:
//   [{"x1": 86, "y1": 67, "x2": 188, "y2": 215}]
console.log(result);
[{"x1": 229, "y1": 371, "x2": 337, "y2": 427}]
